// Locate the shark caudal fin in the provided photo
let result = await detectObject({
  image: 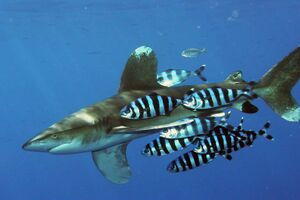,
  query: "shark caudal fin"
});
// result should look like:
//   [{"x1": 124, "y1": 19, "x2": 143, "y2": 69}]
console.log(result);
[
  {"x1": 253, "y1": 46, "x2": 300, "y2": 122},
  {"x1": 118, "y1": 46, "x2": 165, "y2": 92},
  {"x1": 92, "y1": 143, "x2": 131, "y2": 184}
]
